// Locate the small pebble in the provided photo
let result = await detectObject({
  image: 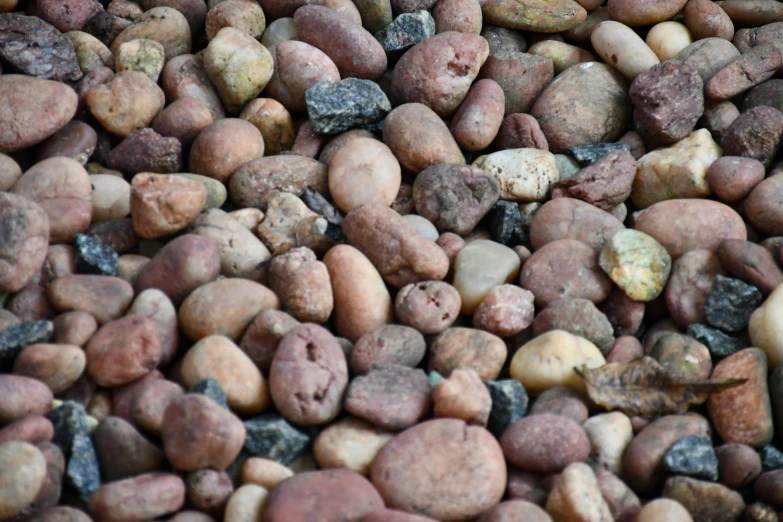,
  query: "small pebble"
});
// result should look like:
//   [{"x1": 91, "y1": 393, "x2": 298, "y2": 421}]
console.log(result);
[{"x1": 663, "y1": 435, "x2": 720, "y2": 481}]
